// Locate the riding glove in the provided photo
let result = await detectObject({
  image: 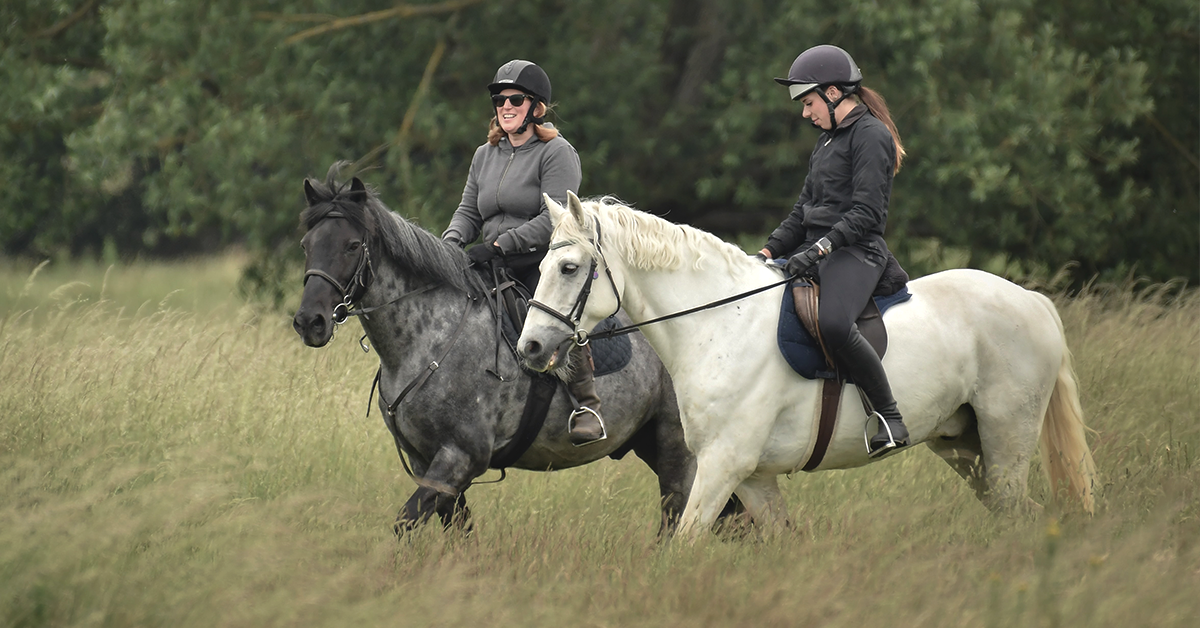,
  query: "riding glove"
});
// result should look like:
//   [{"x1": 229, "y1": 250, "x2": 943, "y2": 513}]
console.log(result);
[
  {"x1": 785, "y1": 236, "x2": 835, "y2": 278},
  {"x1": 467, "y1": 243, "x2": 499, "y2": 265},
  {"x1": 443, "y1": 236, "x2": 463, "y2": 249}
]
